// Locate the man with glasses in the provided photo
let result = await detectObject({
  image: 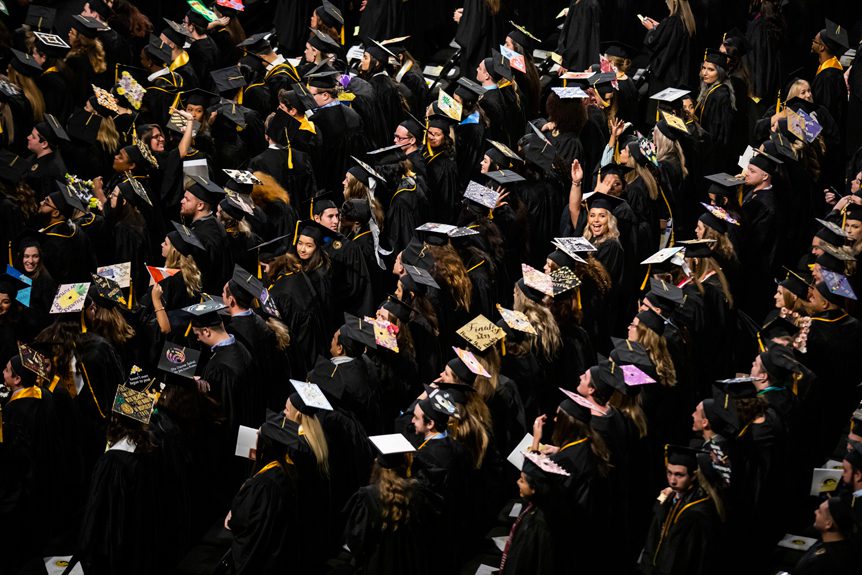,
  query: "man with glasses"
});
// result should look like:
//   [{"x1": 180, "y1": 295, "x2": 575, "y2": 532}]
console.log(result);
[{"x1": 393, "y1": 117, "x2": 426, "y2": 181}]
